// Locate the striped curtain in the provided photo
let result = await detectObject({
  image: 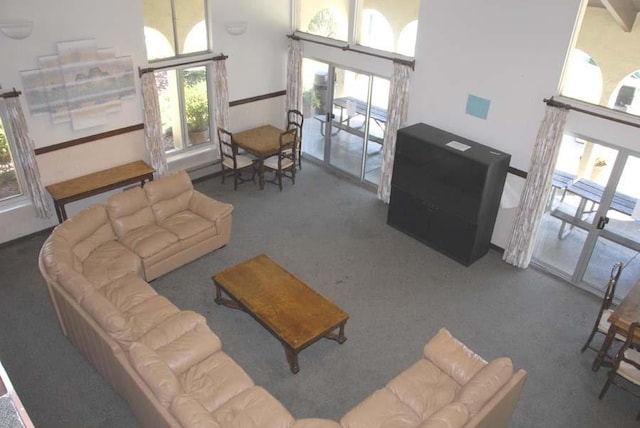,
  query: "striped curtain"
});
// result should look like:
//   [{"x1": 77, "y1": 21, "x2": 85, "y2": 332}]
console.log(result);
[
  {"x1": 377, "y1": 62, "x2": 412, "y2": 203},
  {"x1": 286, "y1": 39, "x2": 303, "y2": 114},
  {"x1": 0, "y1": 97, "x2": 52, "y2": 218},
  {"x1": 503, "y1": 105, "x2": 568, "y2": 268},
  {"x1": 212, "y1": 59, "x2": 230, "y2": 158},
  {"x1": 141, "y1": 72, "x2": 168, "y2": 177}
]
